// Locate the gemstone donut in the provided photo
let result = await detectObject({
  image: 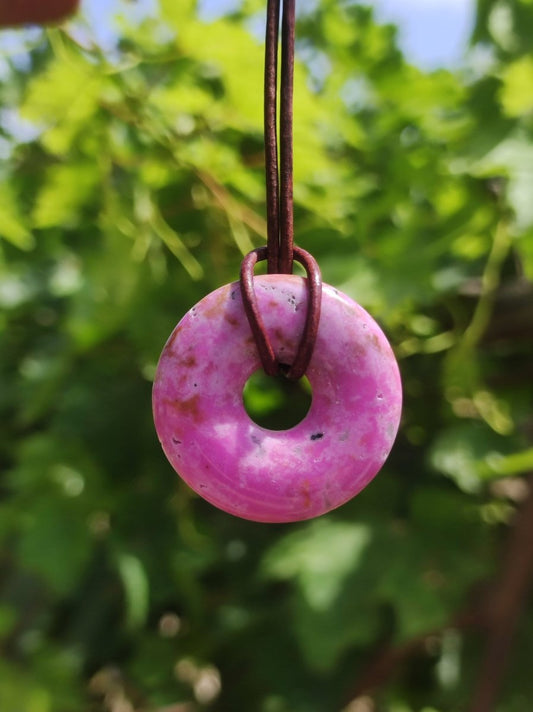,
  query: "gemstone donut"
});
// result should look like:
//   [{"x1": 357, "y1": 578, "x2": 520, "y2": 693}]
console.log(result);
[{"x1": 152, "y1": 275, "x2": 402, "y2": 523}]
